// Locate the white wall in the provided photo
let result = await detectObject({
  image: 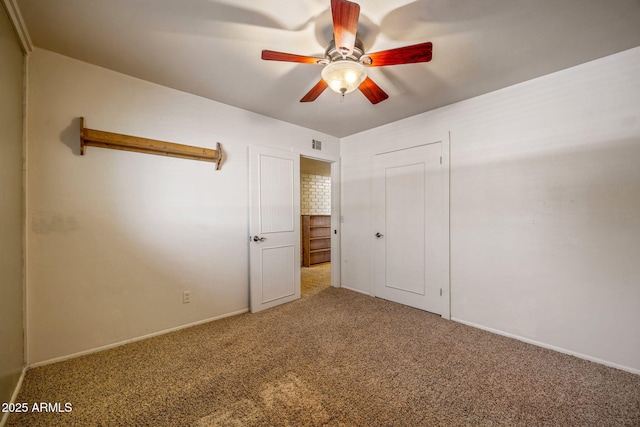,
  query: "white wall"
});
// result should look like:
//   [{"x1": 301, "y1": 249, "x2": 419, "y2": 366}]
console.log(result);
[
  {"x1": 341, "y1": 47, "x2": 640, "y2": 373},
  {"x1": 0, "y1": 3, "x2": 24, "y2": 408},
  {"x1": 26, "y1": 48, "x2": 339, "y2": 365}
]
